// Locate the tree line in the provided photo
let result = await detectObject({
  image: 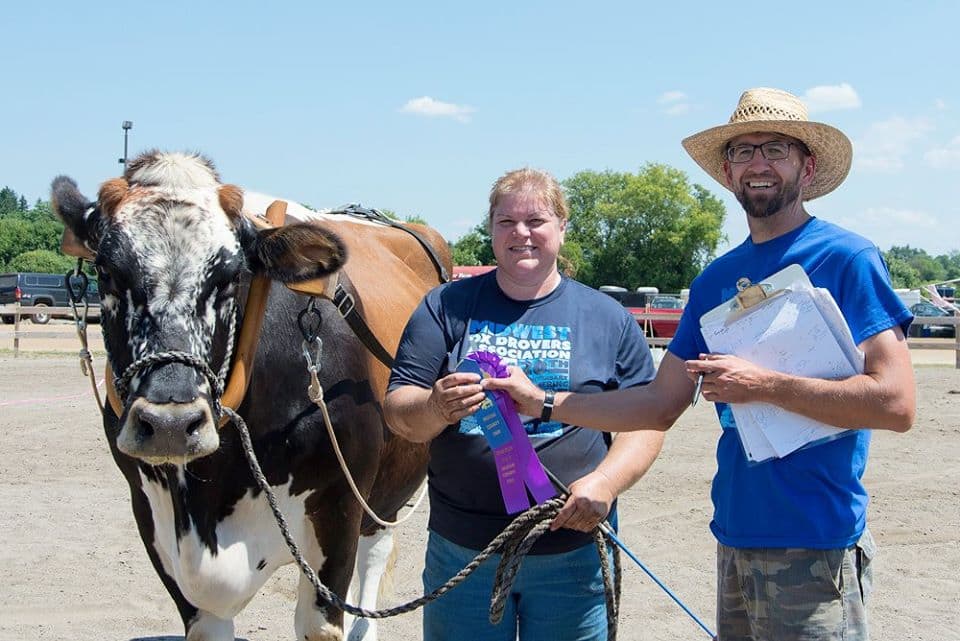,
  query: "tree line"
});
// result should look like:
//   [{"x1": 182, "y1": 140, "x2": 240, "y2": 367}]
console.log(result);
[
  {"x1": 451, "y1": 164, "x2": 960, "y2": 292},
  {"x1": 3, "y1": 170, "x2": 958, "y2": 293}
]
